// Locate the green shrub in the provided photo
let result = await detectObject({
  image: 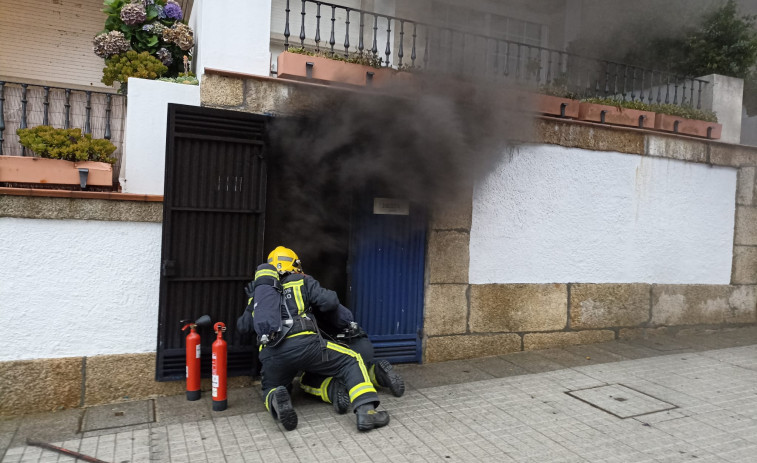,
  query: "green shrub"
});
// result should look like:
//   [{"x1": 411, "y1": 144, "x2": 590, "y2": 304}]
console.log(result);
[
  {"x1": 580, "y1": 97, "x2": 718, "y2": 123},
  {"x1": 16, "y1": 126, "x2": 117, "y2": 164},
  {"x1": 102, "y1": 50, "x2": 168, "y2": 92}
]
